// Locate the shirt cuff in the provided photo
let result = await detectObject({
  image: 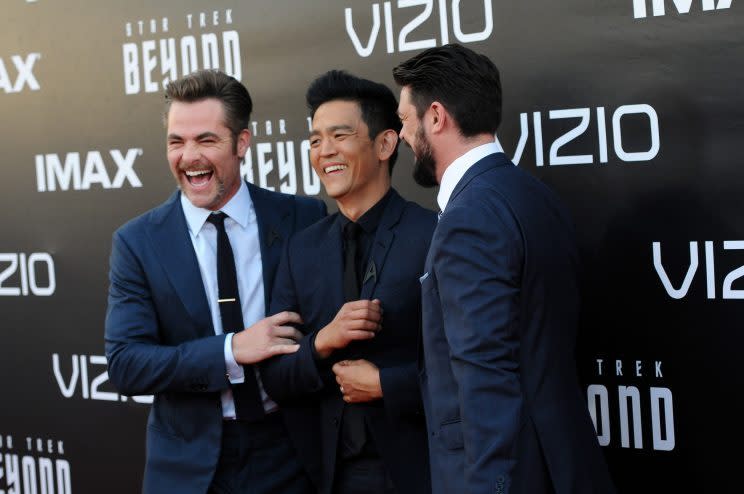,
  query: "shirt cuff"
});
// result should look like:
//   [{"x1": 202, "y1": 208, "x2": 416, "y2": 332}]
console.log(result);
[{"x1": 224, "y1": 333, "x2": 245, "y2": 384}]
